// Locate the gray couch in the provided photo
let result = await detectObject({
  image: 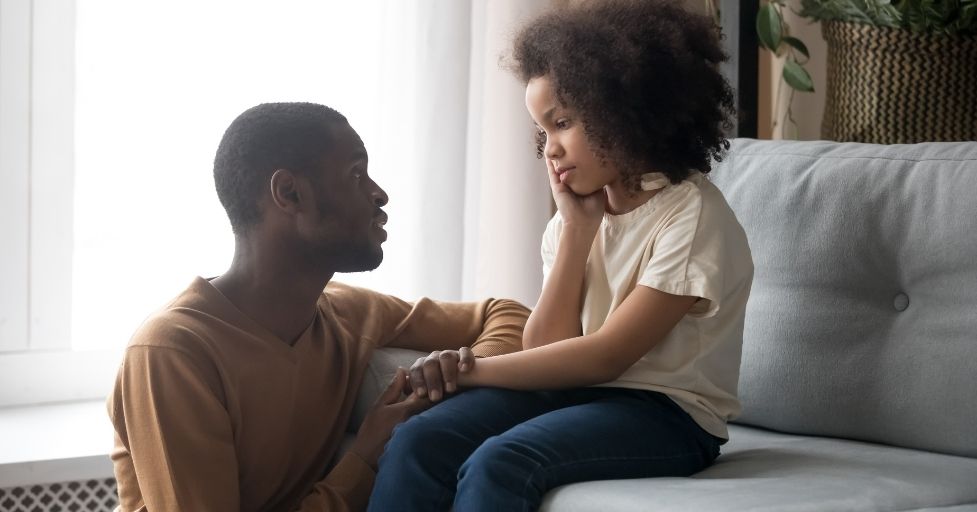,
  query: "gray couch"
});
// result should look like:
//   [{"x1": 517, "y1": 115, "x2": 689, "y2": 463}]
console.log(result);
[{"x1": 350, "y1": 139, "x2": 977, "y2": 511}]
